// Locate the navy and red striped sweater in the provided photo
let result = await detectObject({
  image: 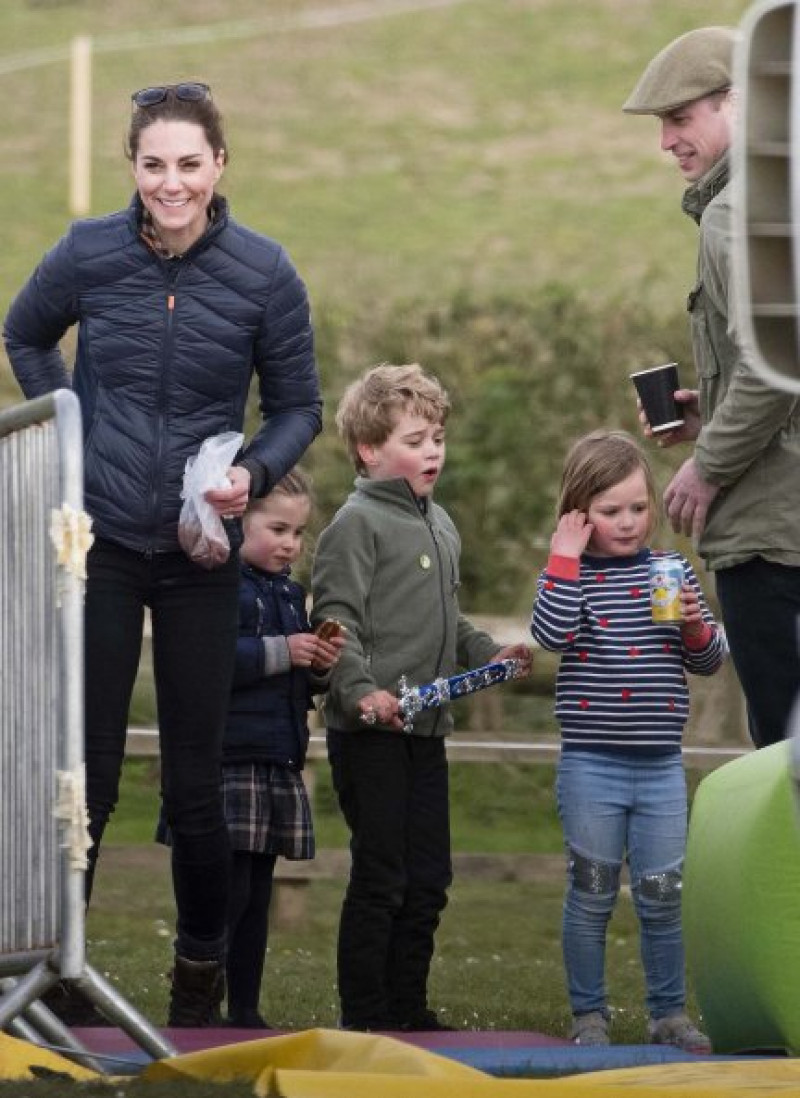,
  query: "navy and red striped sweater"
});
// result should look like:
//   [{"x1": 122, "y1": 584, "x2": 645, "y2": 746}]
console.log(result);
[{"x1": 531, "y1": 548, "x2": 724, "y2": 754}]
